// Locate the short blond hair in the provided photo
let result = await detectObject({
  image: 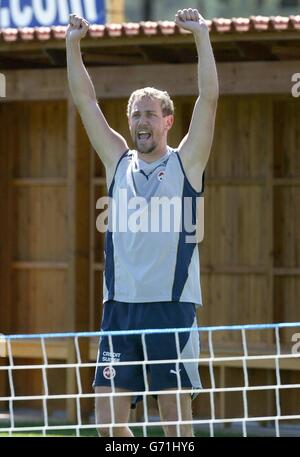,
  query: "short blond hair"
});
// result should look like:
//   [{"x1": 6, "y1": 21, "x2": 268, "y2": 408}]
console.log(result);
[{"x1": 127, "y1": 87, "x2": 174, "y2": 118}]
